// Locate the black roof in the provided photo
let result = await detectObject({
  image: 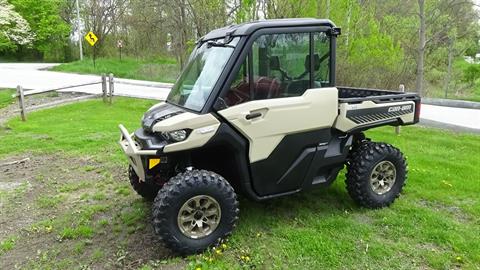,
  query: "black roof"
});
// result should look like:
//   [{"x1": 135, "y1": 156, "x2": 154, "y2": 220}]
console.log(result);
[{"x1": 202, "y1": 18, "x2": 336, "y2": 41}]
